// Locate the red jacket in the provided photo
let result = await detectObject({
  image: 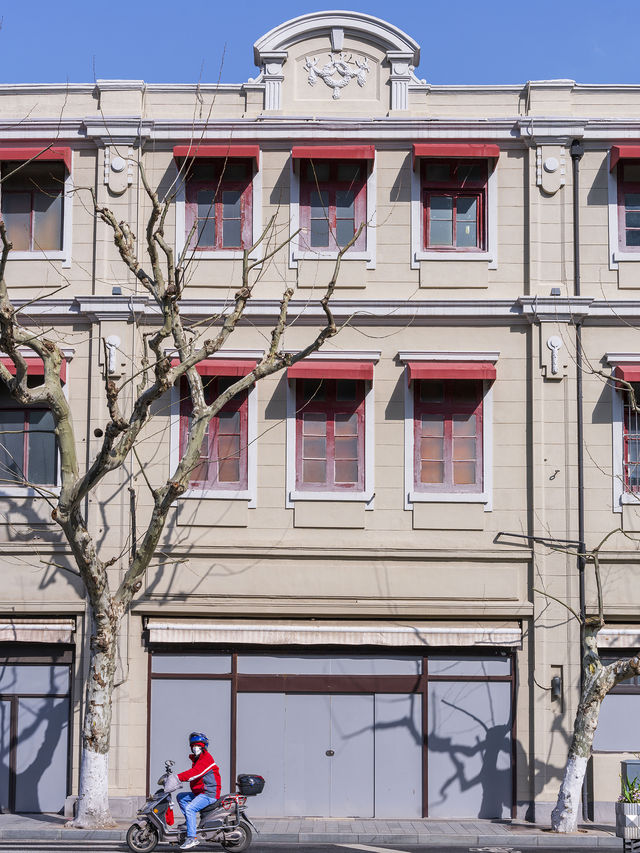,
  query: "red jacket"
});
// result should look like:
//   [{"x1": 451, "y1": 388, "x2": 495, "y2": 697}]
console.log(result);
[{"x1": 177, "y1": 750, "x2": 221, "y2": 798}]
